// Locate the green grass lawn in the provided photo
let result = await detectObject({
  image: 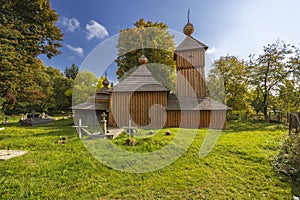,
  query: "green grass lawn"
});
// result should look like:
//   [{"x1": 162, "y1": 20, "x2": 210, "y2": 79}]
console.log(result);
[{"x1": 0, "y1": 119, "x2": 295, "y2": 199}]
